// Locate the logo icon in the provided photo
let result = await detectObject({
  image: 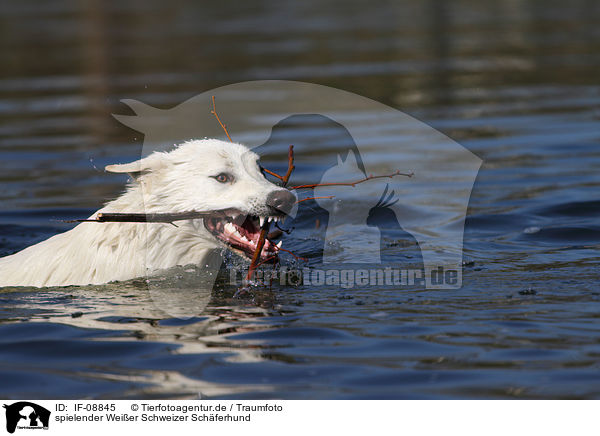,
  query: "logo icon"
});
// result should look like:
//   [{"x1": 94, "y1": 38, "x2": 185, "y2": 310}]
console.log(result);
[
  {"x1": 110, "y1": 80, "x2": 481, "y2": 317},
  {"x1": 3, "y1": 402, "x2": 50, "y2": 434}
]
